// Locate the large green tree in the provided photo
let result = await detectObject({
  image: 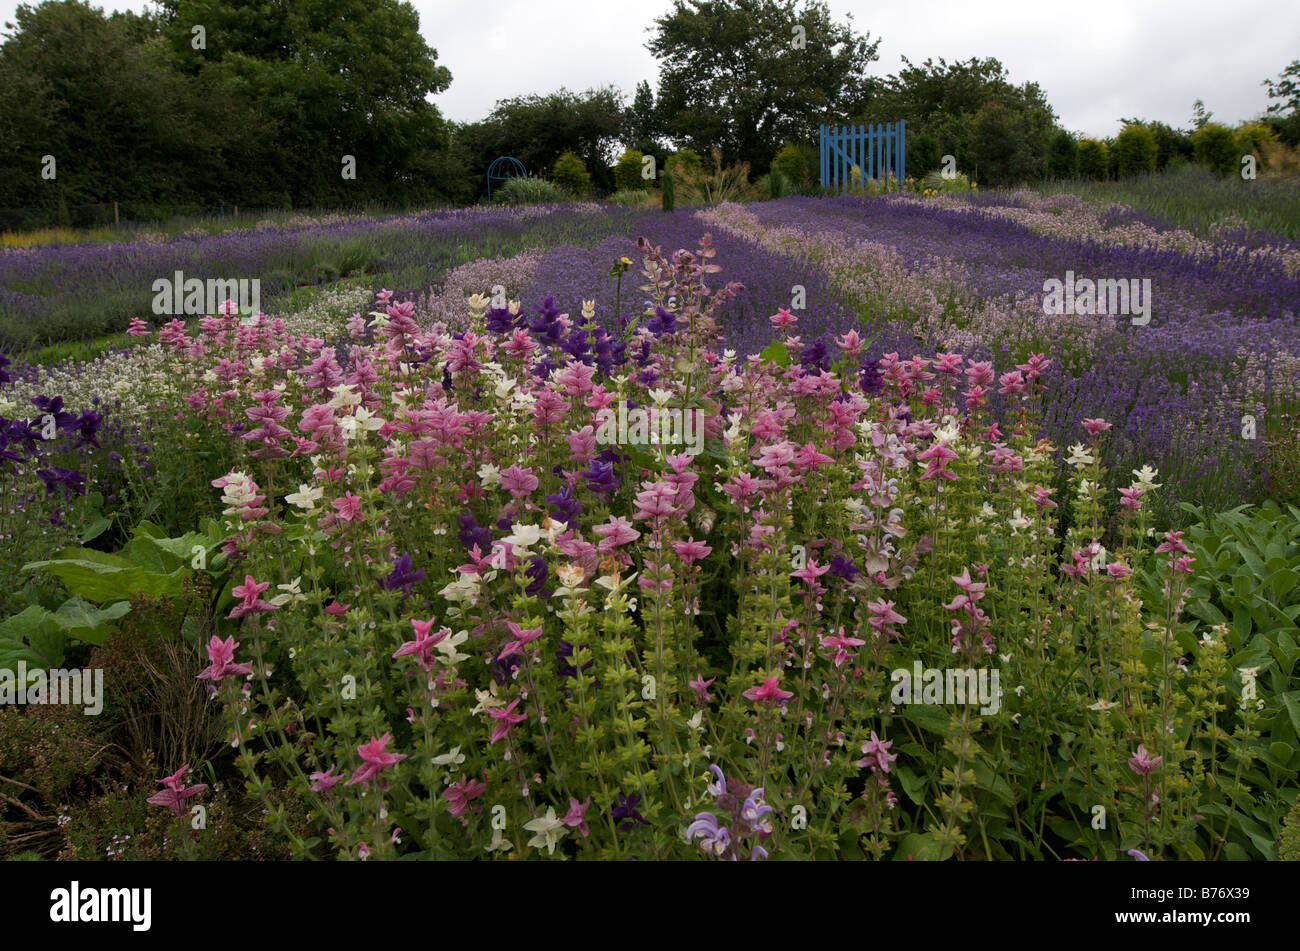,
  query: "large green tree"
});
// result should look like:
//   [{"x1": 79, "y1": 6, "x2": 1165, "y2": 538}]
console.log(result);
[
  {"x1": 0, "y1": 0, "x2": 275, "y2": 216},
  {"x1": 155, "y1": 0, "x2": 453, "y2": 205},
  {"x1": 647, "y1": 0, "x2": 880, "y2": 172},
  {"x1": 857, "y1": 56, "x2": 1057, "y2": 186}
]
